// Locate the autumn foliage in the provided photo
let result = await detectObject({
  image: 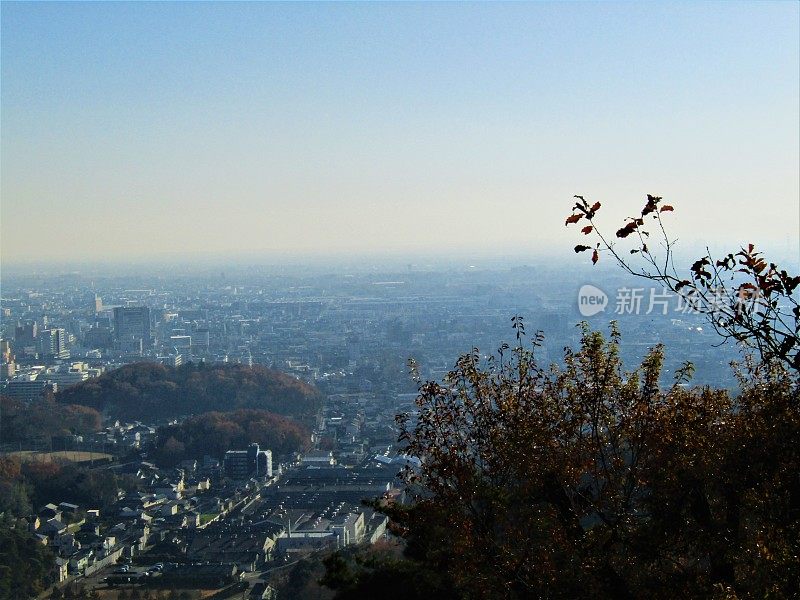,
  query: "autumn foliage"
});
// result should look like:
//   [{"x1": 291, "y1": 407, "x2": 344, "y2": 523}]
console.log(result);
[
  {"x1": 363, "y1": 197, "x2": 800, "y2": 599},
  {"x1": 389, "y1": 321, "x2": 799, "y2": 598},
  {"x1": 57, "y1": 362, "x2": 323, "y2": 423},
  {"x1": 151, "y1": 408, "x2": 311, "y2": 466},
  {"x1": 566, "y1": 194, "x2": 800, "y2": 371},
  {"x1": 0, "y1": 454, "x2": 133, "y2": 520},
  {"x1": 0, "y1": 395, "x2": 101, "y2": 443}
]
